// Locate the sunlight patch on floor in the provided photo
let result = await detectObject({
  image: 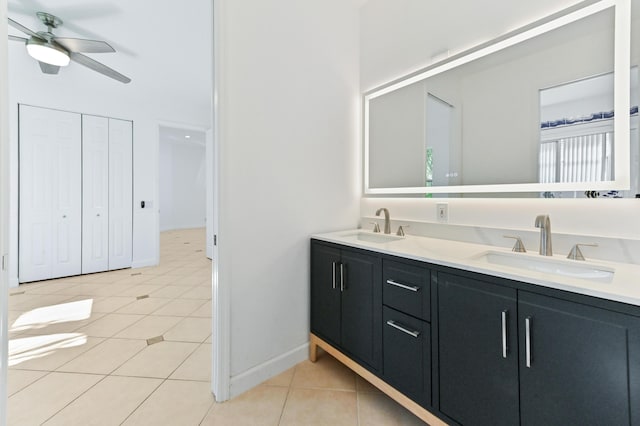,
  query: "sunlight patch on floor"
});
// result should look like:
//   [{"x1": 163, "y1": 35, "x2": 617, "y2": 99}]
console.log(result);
[
  {"x1": 11, "y1": 299, "x2": 94, "y2": 333},
  {"x1": 9, "y1": 333, "x2": 88, "y2": 367}
]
